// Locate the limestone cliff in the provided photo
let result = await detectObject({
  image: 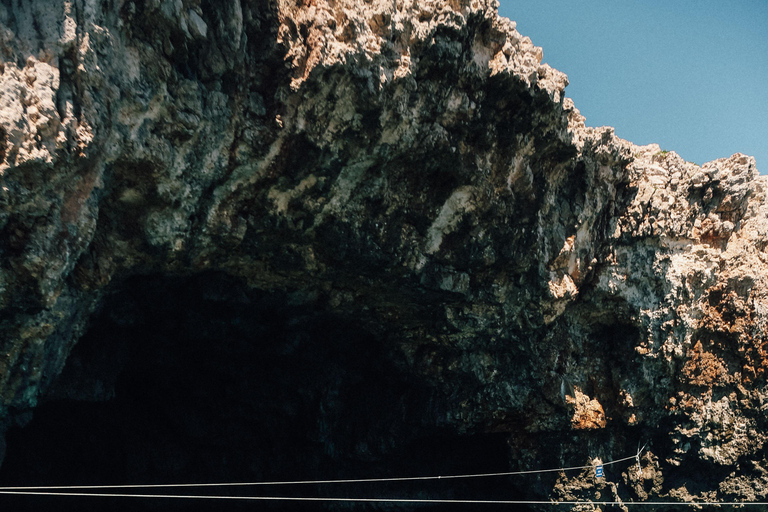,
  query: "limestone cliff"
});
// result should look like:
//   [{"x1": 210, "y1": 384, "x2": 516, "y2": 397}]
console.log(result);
[{"x1": 0, "y1": 0, "x2": 766, "y2": 510}]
